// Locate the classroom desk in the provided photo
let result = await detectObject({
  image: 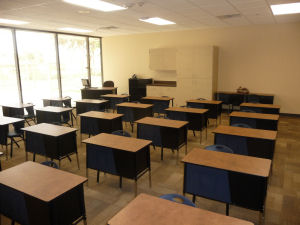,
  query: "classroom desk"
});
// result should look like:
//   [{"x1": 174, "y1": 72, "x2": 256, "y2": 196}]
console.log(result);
[
  {"x1": 186, "y1": 99, "x2": 222, "y2": 125},
  {"x1": 79, "y1": 111, "x2": 123, "y2": 136},
  {"x1": 215, "y1": 91, "x2": 274, "y2": 105},
  {"x1": 81, "y1": 87, "x2": 118, "y2": 99},
  {"x1": 140, "y1": 96, "x2": 174, "y2": 114},
  {"x1": 213, "y1": 125, "x2": 277, "y2": 159},
  {"x1": 230, "y1": 111, "x2": 279, "y2": 130},
  {"x1": 182, "y1": 148, "x2": 271, "y2": 217},
  {"x1": 116, "y1": 102, "x2": 153, "y2": 131},
  {"x1": 83, "y1": 133, "x2": 152, "y2": 196},
  {"x1": 36, "y1": 106, "x2": 73, "y2": 126},
  {"x1": 0, "y1": 161, "x2": 87, "y2": 225},
  {"x1": 136, "y1": 117, "x2": 188, "y2": 160},
  {"x1": 42, "y1": 97, "x2": 71, "y2": 107},
  {"x1": 1, "y1": 103, "x2": 34, "y2": 118},
  {"x1": 0, "y1": 116, "x2": 24, "y2": 159},
  {"x1": 165, "y1": 107, "x2": 208, "y2": 143},
  {"x1": 76, "y1": 99, "x2": 108, "y2": 114},
  {"x1": 107, "y1": 193, "x2": 254, "y2": 225},
  {"x1": 22, "y1": 123, "x2": 79, "y2": 168},
  {"x1": 101, "y1": 94, "x2": 129, "y2": 111},
  {"x1": 240, "y1": 103, "x2": 280, "y2": 114}
]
